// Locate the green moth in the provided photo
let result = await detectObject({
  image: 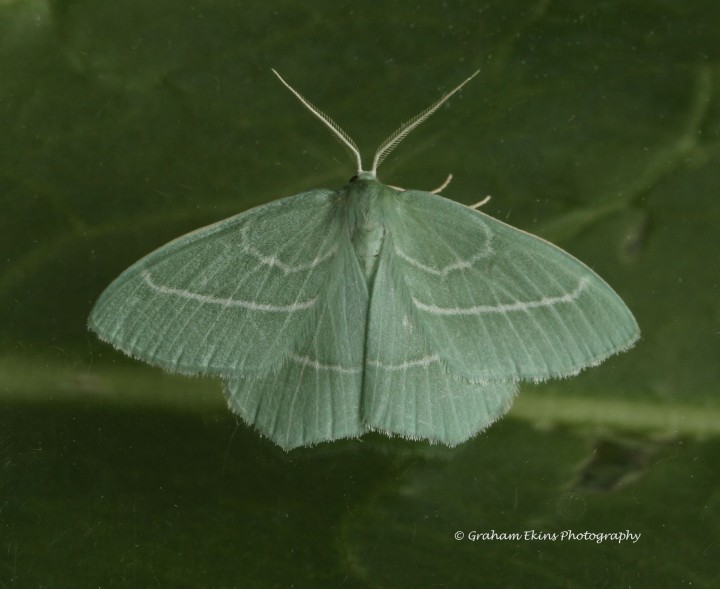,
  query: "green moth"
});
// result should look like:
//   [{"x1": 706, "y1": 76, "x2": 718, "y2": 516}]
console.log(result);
[{"x1": 89, "y1": 70, "x2": 639, "y2": 450}]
